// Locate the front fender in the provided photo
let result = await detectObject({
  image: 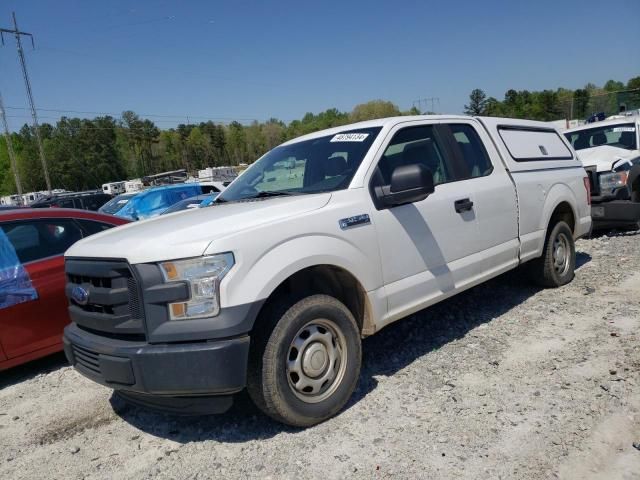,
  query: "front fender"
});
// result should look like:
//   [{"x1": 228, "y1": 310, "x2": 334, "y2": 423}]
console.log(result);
[{"x1": 221, "y1": 234, "x2": 382, "y2": 308}]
